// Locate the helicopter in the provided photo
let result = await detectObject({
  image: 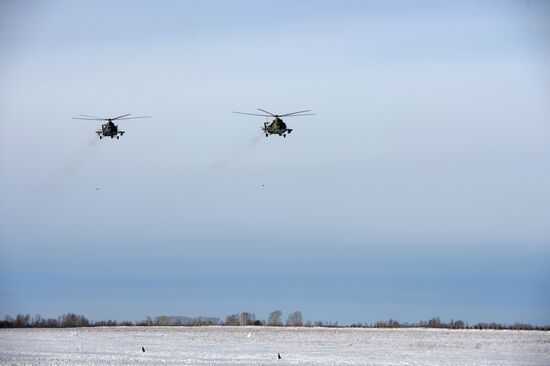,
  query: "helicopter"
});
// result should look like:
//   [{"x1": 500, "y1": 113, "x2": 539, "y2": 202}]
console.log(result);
[
  {"x1": 233, "y1": 108, "x2": 315, "y2": 137},
  {"x1": 72, "y1": 114, "x2": 151, "y2": 139}
]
